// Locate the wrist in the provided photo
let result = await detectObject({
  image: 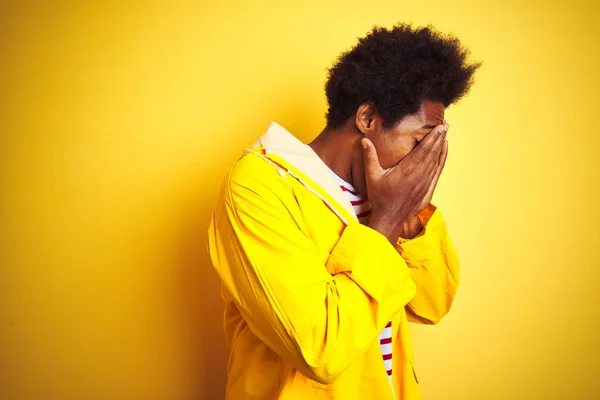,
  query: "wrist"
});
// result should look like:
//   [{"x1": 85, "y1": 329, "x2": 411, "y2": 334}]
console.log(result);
[
  {"x1": 368, "y1": 211, "x2": 405, "y2": 244},
  {"x1": 397, "y1": 215, "x2": 423, "y2": 240}
]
